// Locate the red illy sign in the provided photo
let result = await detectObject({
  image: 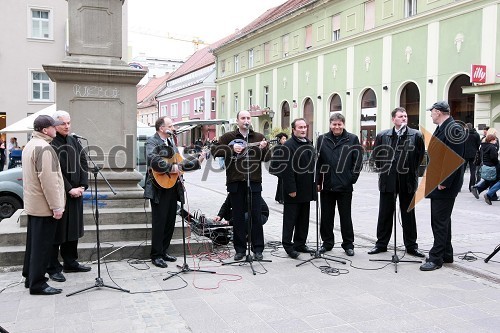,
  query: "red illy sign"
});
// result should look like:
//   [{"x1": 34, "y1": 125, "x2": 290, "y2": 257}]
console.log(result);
[{"x1": 471, "y1": 64, "x2": 486, "y2": 83}]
